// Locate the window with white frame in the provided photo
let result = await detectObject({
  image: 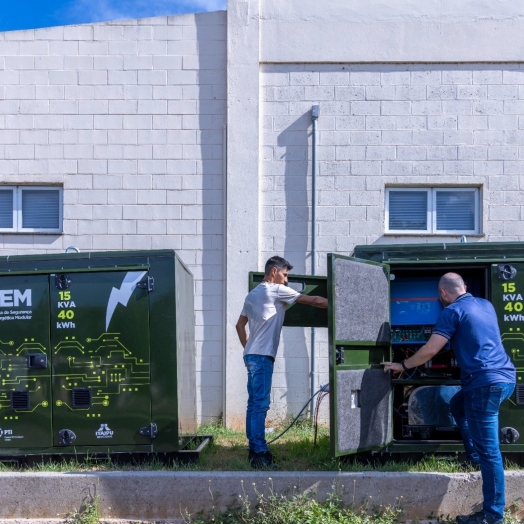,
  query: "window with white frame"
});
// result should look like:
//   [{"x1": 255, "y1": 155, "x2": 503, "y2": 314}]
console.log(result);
[
  {"x1": 385, "y1": 187, "x2": 479, "y2": 234},
  {"x1": 0, "y1": 186, "x2": 63, "y2": 233}
]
